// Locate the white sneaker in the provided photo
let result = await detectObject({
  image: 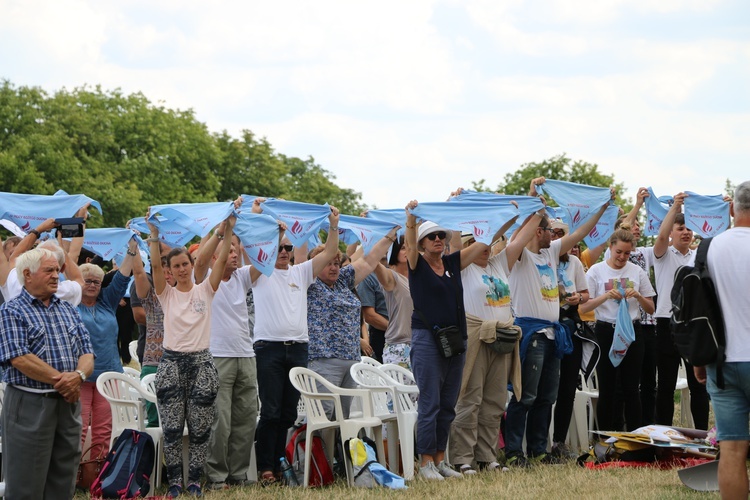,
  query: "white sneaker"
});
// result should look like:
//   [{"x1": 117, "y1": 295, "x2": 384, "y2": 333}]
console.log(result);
[
  {"x1": 484, "y1": 461, "x2": 509, "y2": 472},
  {"x1": 419, "y1": 462, "x2": 445, "y2": 481},
  {"x1": 437, "y1": 461, "x2": 463, "y2": 479},
  {"x1": 458, "y1": 464, "x2": 478, "y2": 475}
]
